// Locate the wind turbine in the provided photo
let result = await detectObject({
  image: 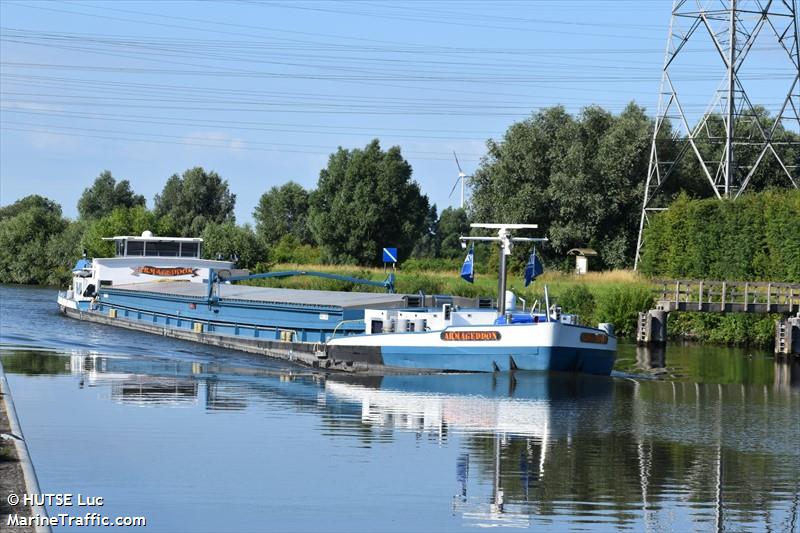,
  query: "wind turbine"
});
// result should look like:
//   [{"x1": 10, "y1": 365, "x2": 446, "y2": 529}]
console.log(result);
[{"x1": 449, "y1": 151, "x2": 471, "y2": 209}]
